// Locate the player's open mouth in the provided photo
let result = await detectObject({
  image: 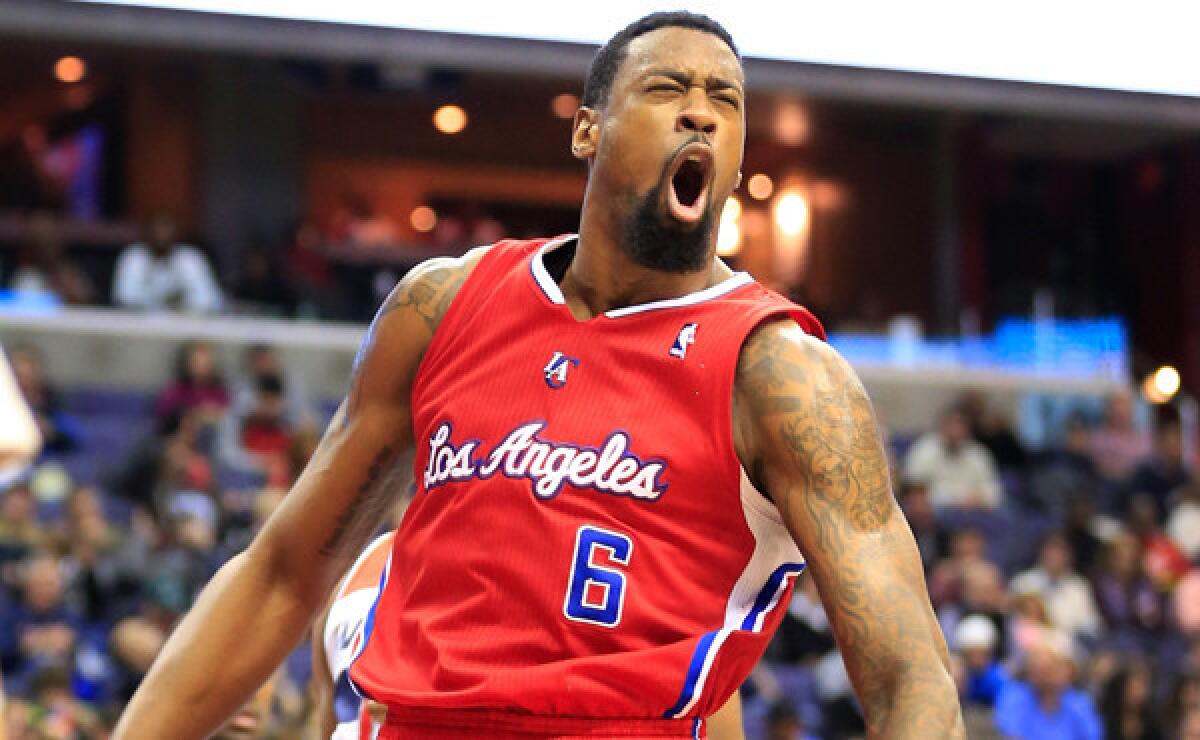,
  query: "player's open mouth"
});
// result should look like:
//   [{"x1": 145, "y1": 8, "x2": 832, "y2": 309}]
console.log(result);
[{"x1": 665, "y1": 143, "x2": 713, "y2": 225}]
